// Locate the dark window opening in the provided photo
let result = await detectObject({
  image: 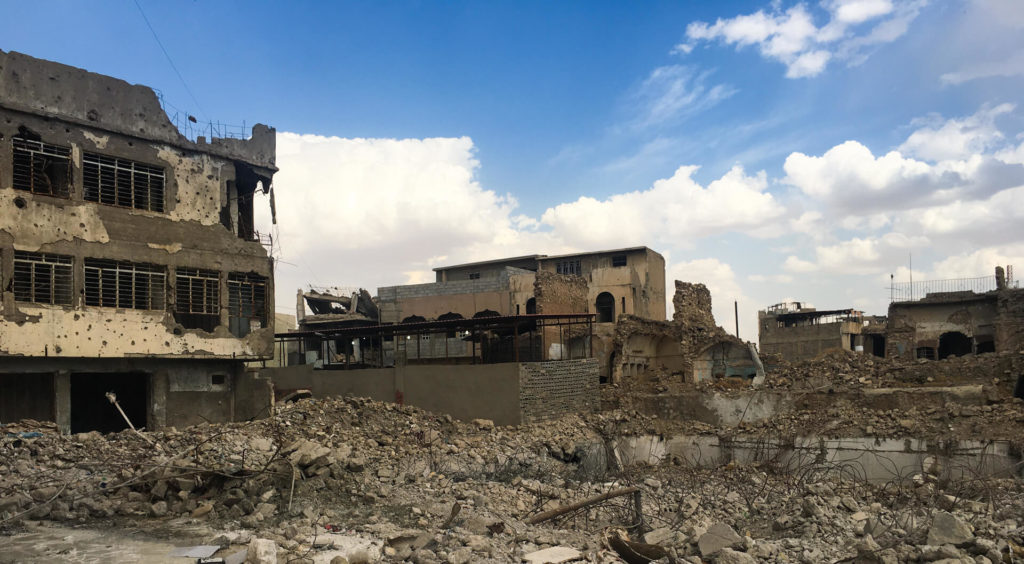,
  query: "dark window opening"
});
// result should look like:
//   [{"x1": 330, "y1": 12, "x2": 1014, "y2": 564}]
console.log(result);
[
  {"x1": 175, "y1": 268, "x2": 220, "y2": 331},
  {"x1": 70, "y1": 373, "x2": 148, "y2": 434},
  {"x1": 596, "y1": 292, "x2": 615, "y2": 323},
  {"x1": 228, "y1": 272, "x2": 267, "y2": 337},
  {"x1": 526, "y1": 297, "x2": 537, "y2": 314},
  {"x1": 469, "y1": 272, "x2": 481, "y2": 280},
  {"x1": 210, "y1": 373, "x2": 226, "y2": 386},
  {"x1": 976, "y1": 338, "x2": 995, "y2": 354},
  {"x1": 84, "y1": 259, "x2": 166, "y2": 310},
  {"x1": 870, "y1": 334, "x2": 886, "y2": 358},
  {"x1": 473, "y1": 309, "x2": 500, "y2": 318},
  {"x1": 12, "y1": 136, "x2": 71, "y2": 197},
  {"x1": 611, "y1": 254, "x2": 627, "y2": 267},
  {"x1": 13, "y1": 251, "x2": 73, "y2": 305},
  {"x1": 83, "y1": 152, "x2": 165, "y2": 212},
  {"x1": 938, "y1": 331, "x2": 972, "y2": 360},
  {"x1": 232, "y1": 163, "x2": 268, "y2": 241},
  {"x1": 1015, "y1": 374, "x2": 1024, "y2": 400},
  {"x1": 621, "y1": 296, "x2": 626, "y2": 314},
  {"x1": 915, "y1": 346, "x2": 936, "y2": 360},
  {"x1": 402, "y1": 315, "x2": 426, "y2": 323},
  {"x1": 0, "y1": 374, "x2": 55, "y2": 424},
  {"x1": 556, "y1": 259, "x2": 581, "y2": 276}
]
